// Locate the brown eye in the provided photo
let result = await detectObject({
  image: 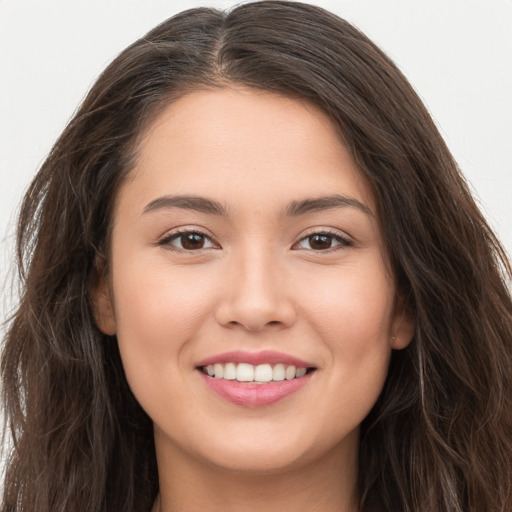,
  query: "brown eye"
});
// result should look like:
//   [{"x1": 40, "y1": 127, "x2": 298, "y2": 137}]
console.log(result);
[
  {"x1": 159, "y1": 231, "x2": 217, "y2": 251},
  {"x1": 180, "y1": 233, "x2": 206, "y2": 250},
  {"x1": 294, "y1": 232, "x2": 351, "y2": 251},
  {"x1": 308, "y1": 234, "x2": 333, "y2": 250}
]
